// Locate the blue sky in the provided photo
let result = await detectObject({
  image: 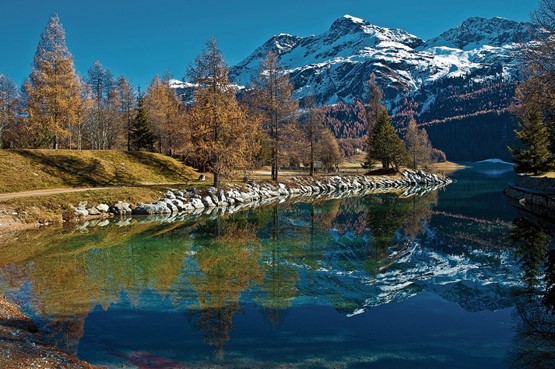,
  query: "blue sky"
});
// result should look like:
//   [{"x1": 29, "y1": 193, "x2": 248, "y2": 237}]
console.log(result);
[{"x1": 0, "y1": 0, "x2": 539, "y2": 89}]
